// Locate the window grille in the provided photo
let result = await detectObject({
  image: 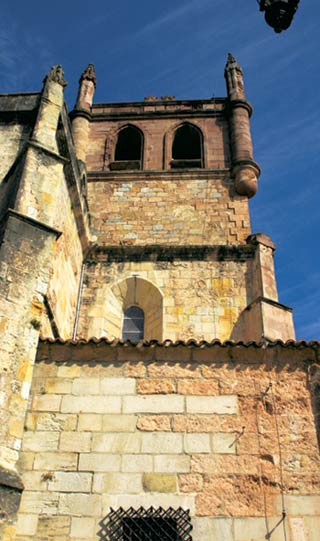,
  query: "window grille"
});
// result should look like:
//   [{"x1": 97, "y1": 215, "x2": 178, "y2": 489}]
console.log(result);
[{"x1": 99, "y1": 506, "x2": 193, "y2": 541}]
